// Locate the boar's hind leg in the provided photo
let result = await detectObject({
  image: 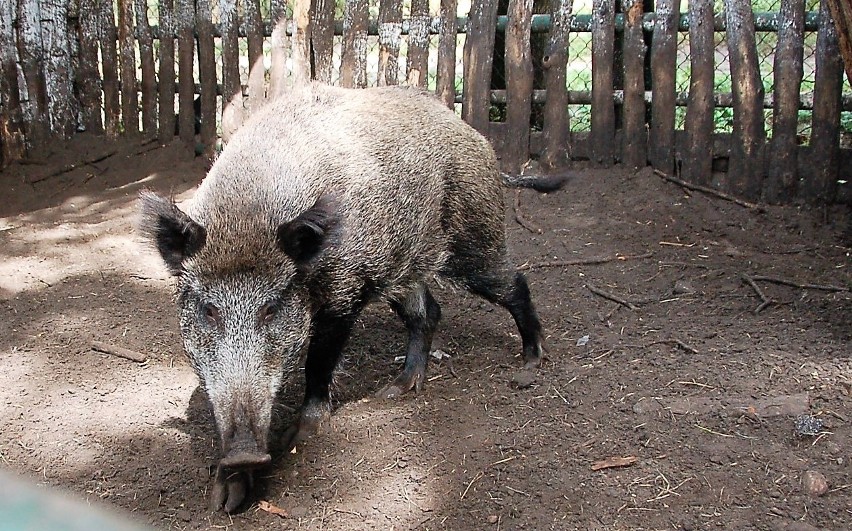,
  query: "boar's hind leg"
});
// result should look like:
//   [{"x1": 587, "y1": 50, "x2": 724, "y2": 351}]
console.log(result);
[
  {"x1": 284, "y1": 310, "x2": 357, "y2": 450},
  {"x1": 466, "y1": 270, "x2": 543, "y2": 369},
  {"x1": 377, "y1": 284, "x2": 442, "y2": 399}
]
